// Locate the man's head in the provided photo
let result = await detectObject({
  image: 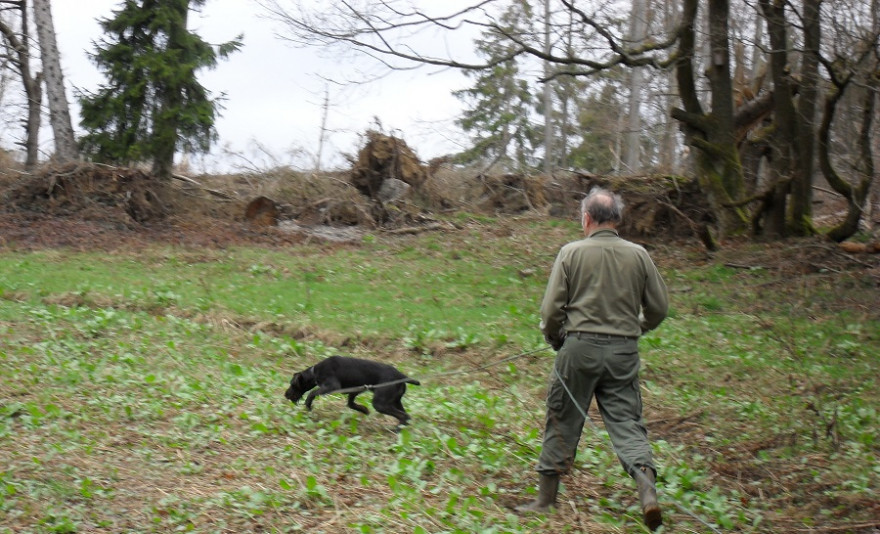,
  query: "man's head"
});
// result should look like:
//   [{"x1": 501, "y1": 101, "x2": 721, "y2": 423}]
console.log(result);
[{"x1": 580, "y1": 187, "x2": 624, "y2": 232}]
